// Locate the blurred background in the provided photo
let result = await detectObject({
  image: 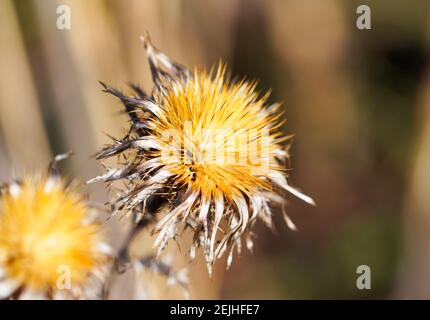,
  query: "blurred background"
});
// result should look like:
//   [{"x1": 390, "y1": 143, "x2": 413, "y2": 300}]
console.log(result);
[{"x1": 0, "y1": 0, "x2": 429, "y2": 299}]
